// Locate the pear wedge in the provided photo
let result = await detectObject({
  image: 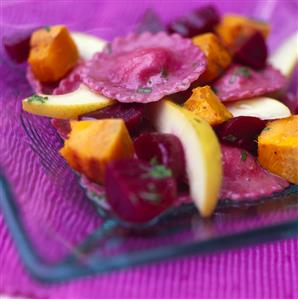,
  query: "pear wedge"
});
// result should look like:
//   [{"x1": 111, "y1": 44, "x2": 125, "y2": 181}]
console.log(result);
[
  {"x1": 148, "y1": 100, "x2": 222, "y2": 217},
  {"x1": 226, "y1": 97, "x2": 291, "y2": 120},
  {"x1": 22, "y1": 84, "x2": 115, "y2": 119},
  {"x1": 71, "y1": 32, "x2": 107, "y2": 60},
  {"x1": 269, "y1": 32, "x2": 298, "y2": 78}
]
